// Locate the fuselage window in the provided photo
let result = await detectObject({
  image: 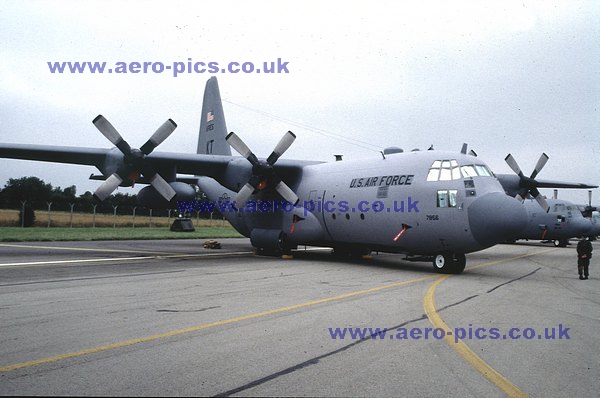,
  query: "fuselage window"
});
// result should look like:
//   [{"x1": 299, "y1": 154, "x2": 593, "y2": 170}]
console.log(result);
[
  {"x1": 437, "y1": 190, "x2": 458, "y2": 208},
  {"x1": 448, "y1": 190, "x2": 458, "y2": 207}
]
